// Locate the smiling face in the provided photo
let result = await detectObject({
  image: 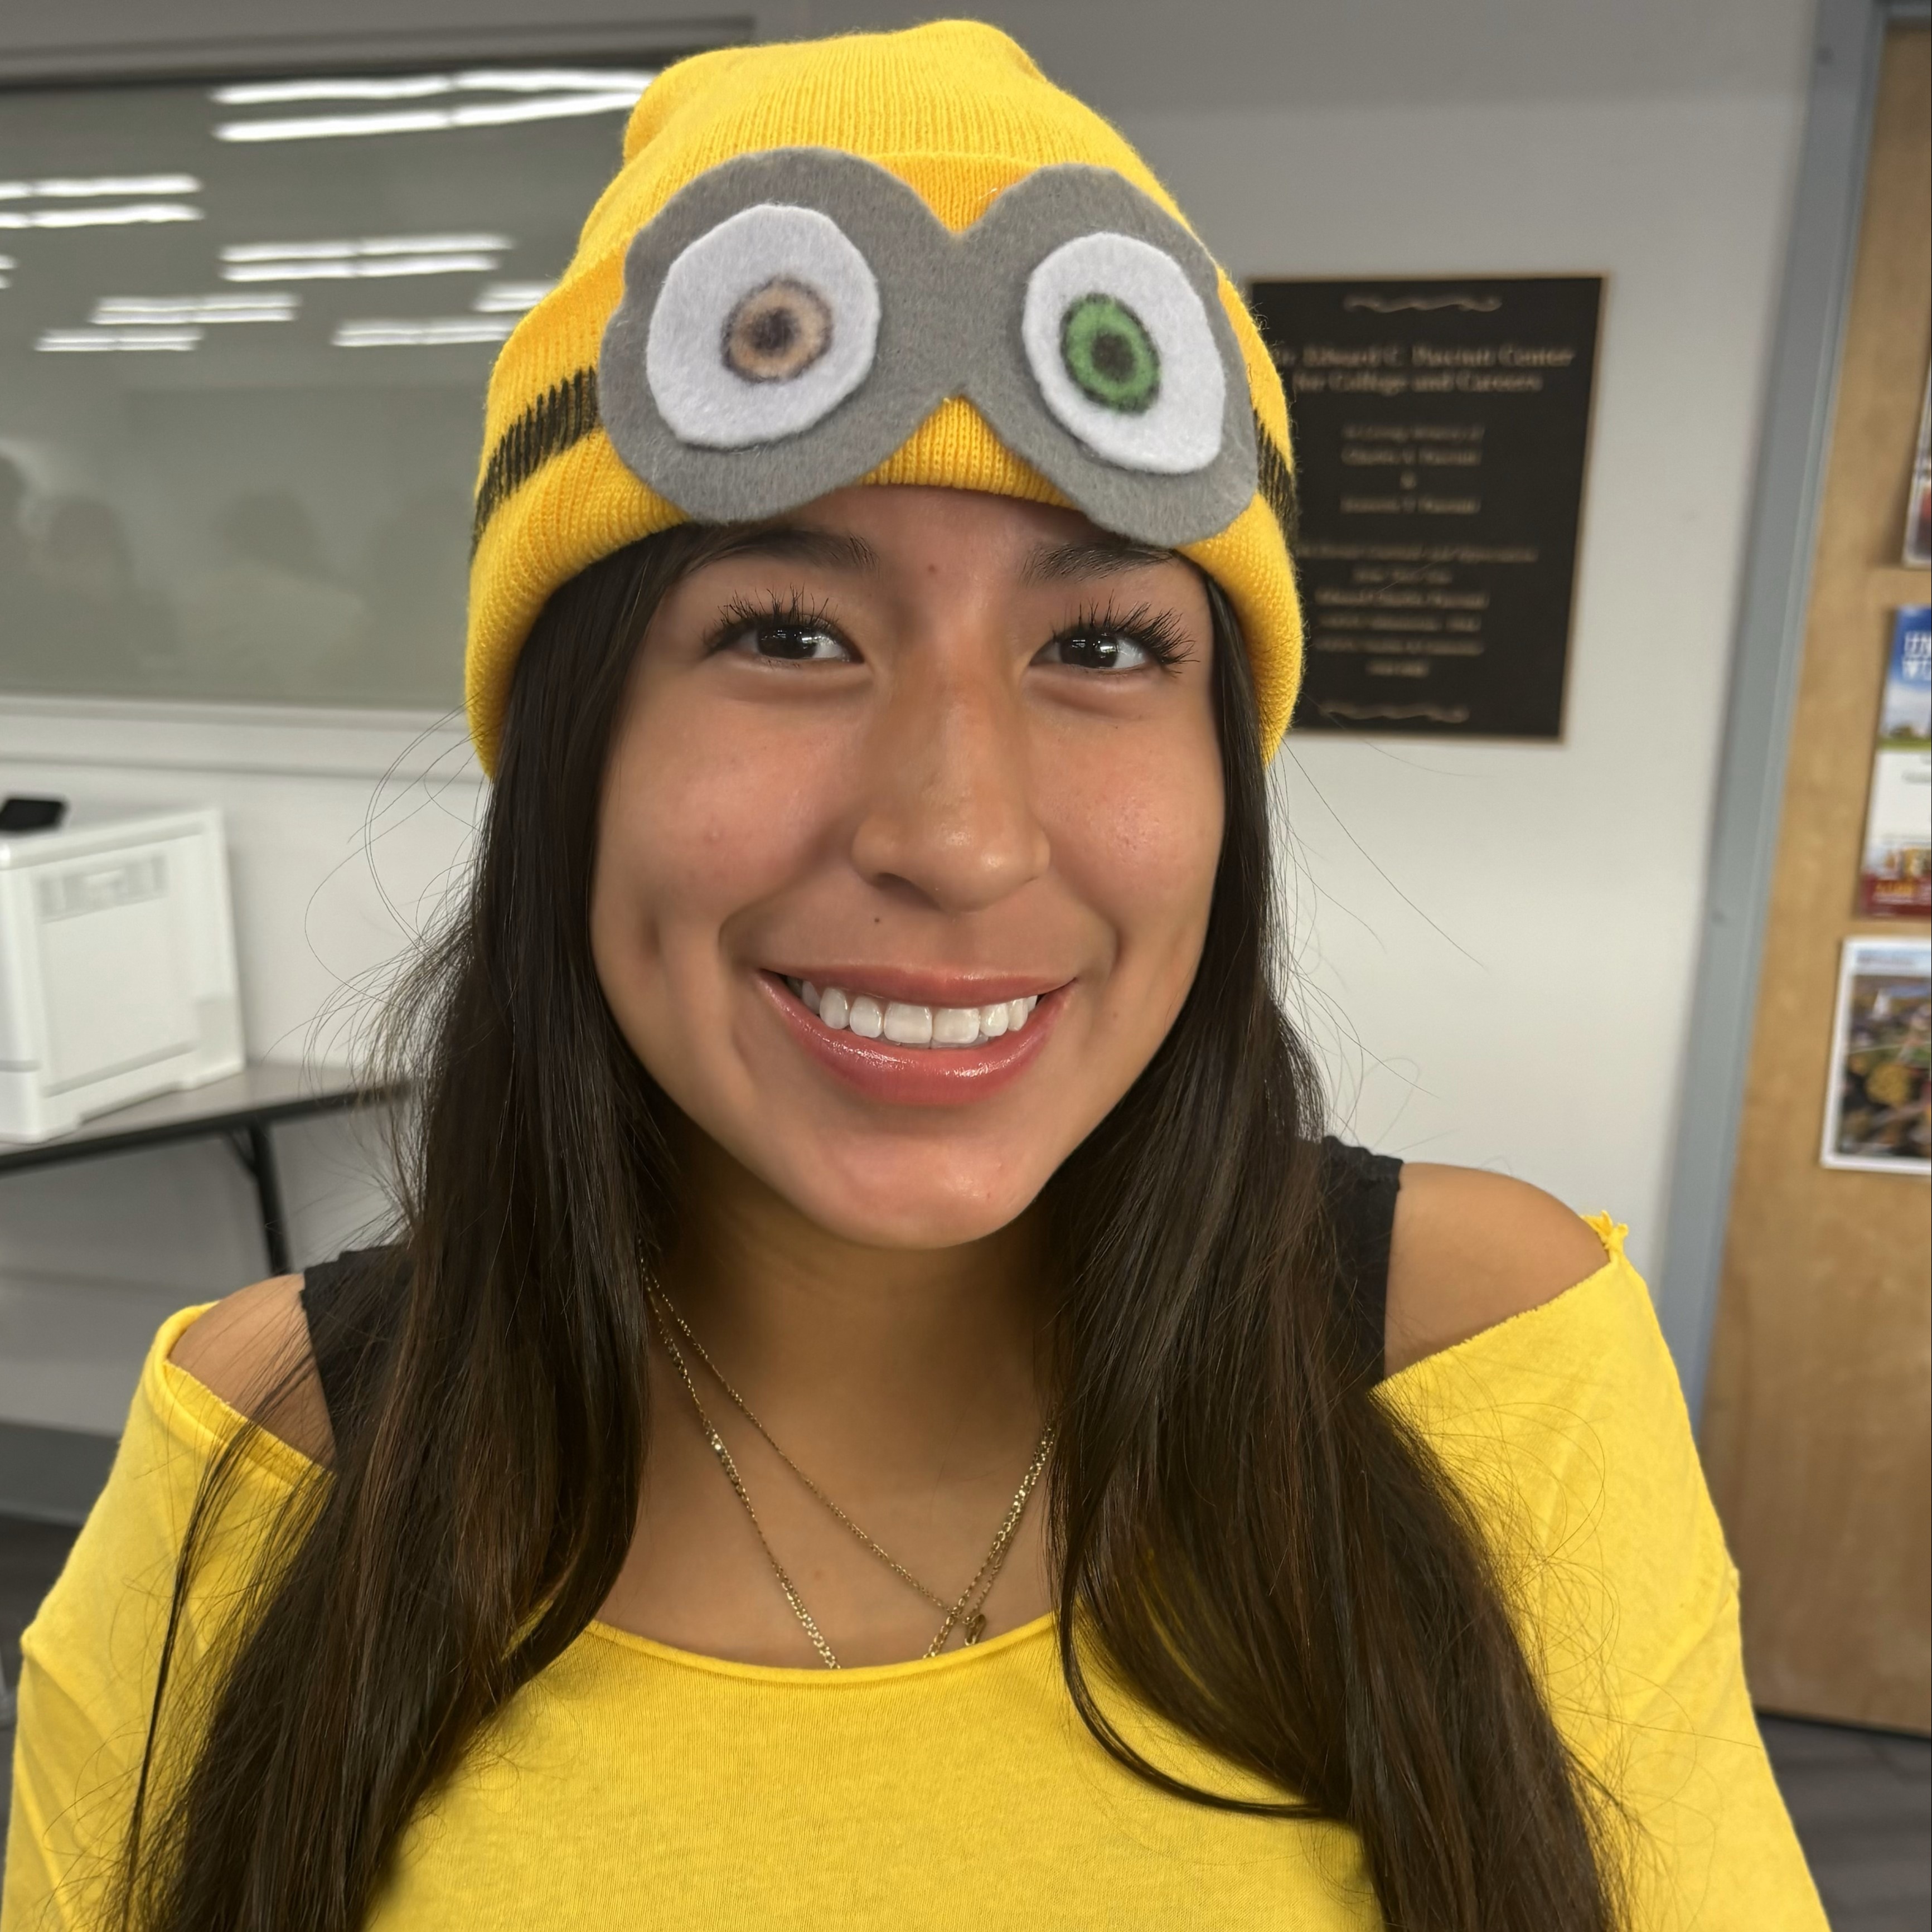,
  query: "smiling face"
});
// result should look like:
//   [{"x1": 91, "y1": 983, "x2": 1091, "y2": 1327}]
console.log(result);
[{"x1": 589, "y1": 484, "x2": 1224, "y2": 1250}]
